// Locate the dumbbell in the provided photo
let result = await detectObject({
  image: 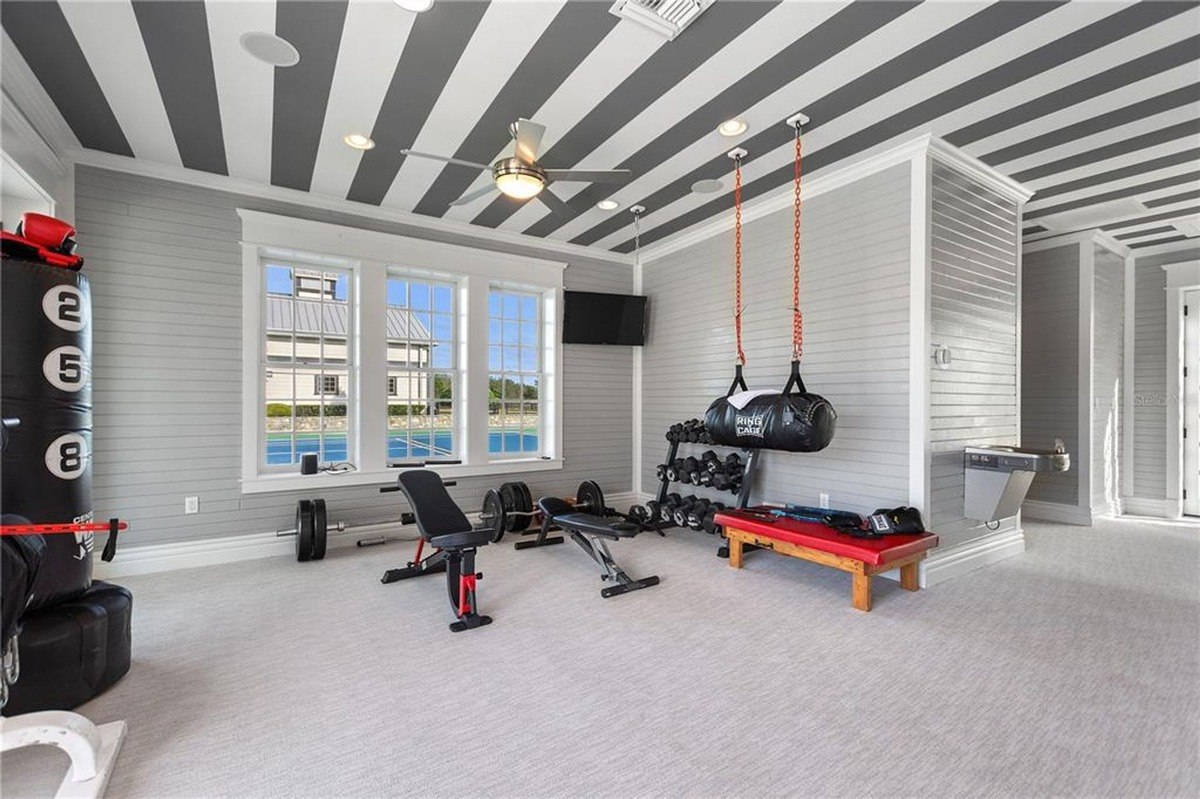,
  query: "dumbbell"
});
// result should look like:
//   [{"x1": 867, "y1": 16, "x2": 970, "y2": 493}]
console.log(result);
[
  {"x1": 711, "y1": 466, "x2": 744, "y2": 493},
  {"x1": 672, "y1": 495, "x2": 699, "y2": 527},
  {"x1": 679, "y1": 456, "x2": 702, "y2": 485},
  {"x1": 659, "y1": 493, "x2": 683, "y2": 526},
  {"x1": 686, "y1": 498, "x2": 713, "y2": 530},
  {"x1": 664, "y1": 458, "x2": 688, "y2": 482},
  {"x1": 644, "y1": 500, "x2": 662, "y2": 525},
  {"x1": 655, "y1": 463, "x2": 670, "y2": 482},
  {"x1": 701, "y1": 502, "x2": 728, "y2": 534}
]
